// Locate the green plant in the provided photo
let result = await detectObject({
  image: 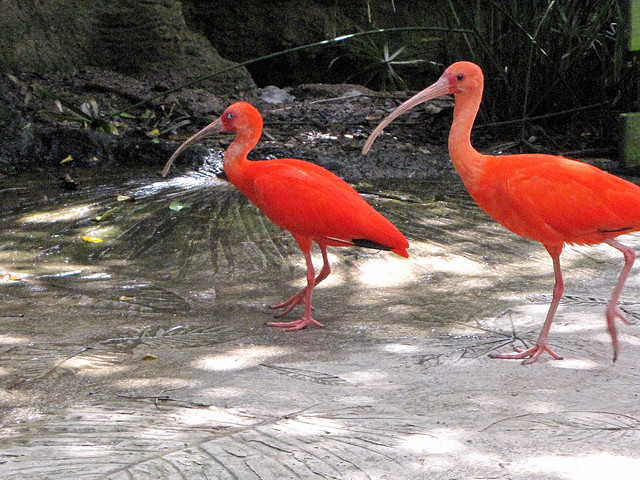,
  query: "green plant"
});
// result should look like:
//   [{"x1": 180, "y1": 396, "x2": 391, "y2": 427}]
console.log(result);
[
  {"x1": 441, "y1": 0, "x2": 626, "y2": 142},
  {"x1": 328, "y1": 34, "x2": 427, "y2": 90}
]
